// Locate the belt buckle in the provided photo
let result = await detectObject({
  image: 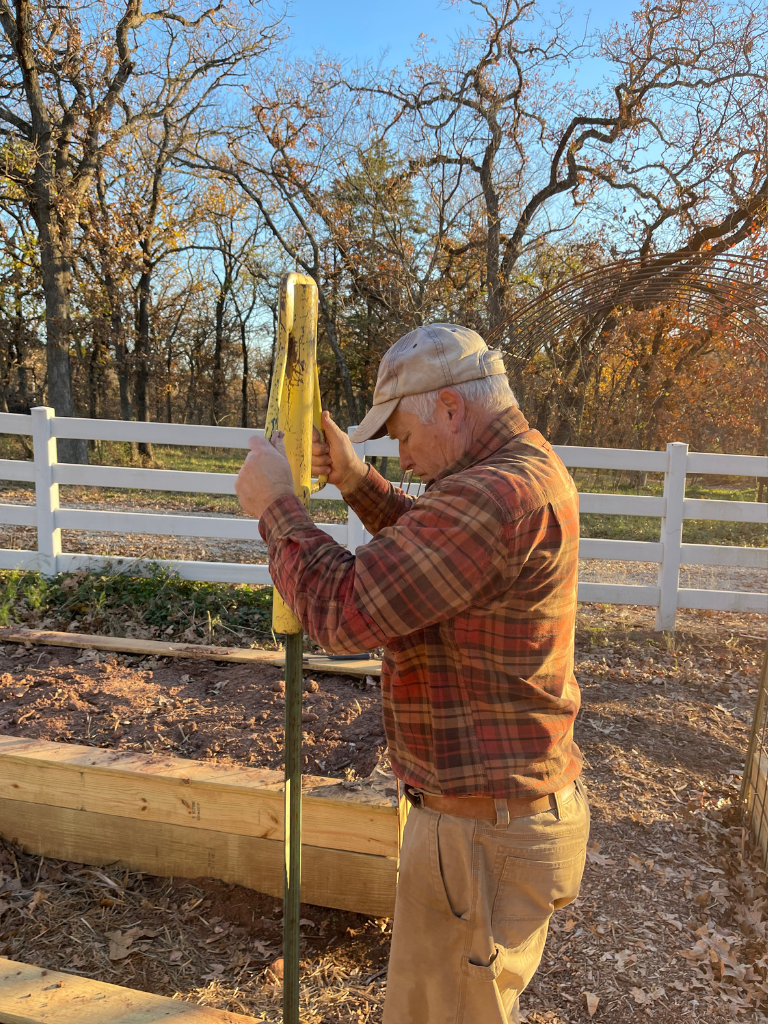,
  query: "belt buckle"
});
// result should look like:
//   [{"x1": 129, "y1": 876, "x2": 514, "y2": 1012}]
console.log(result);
[{"x1": 404, "y1": 785, "x2": 425, "y2": 809}]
